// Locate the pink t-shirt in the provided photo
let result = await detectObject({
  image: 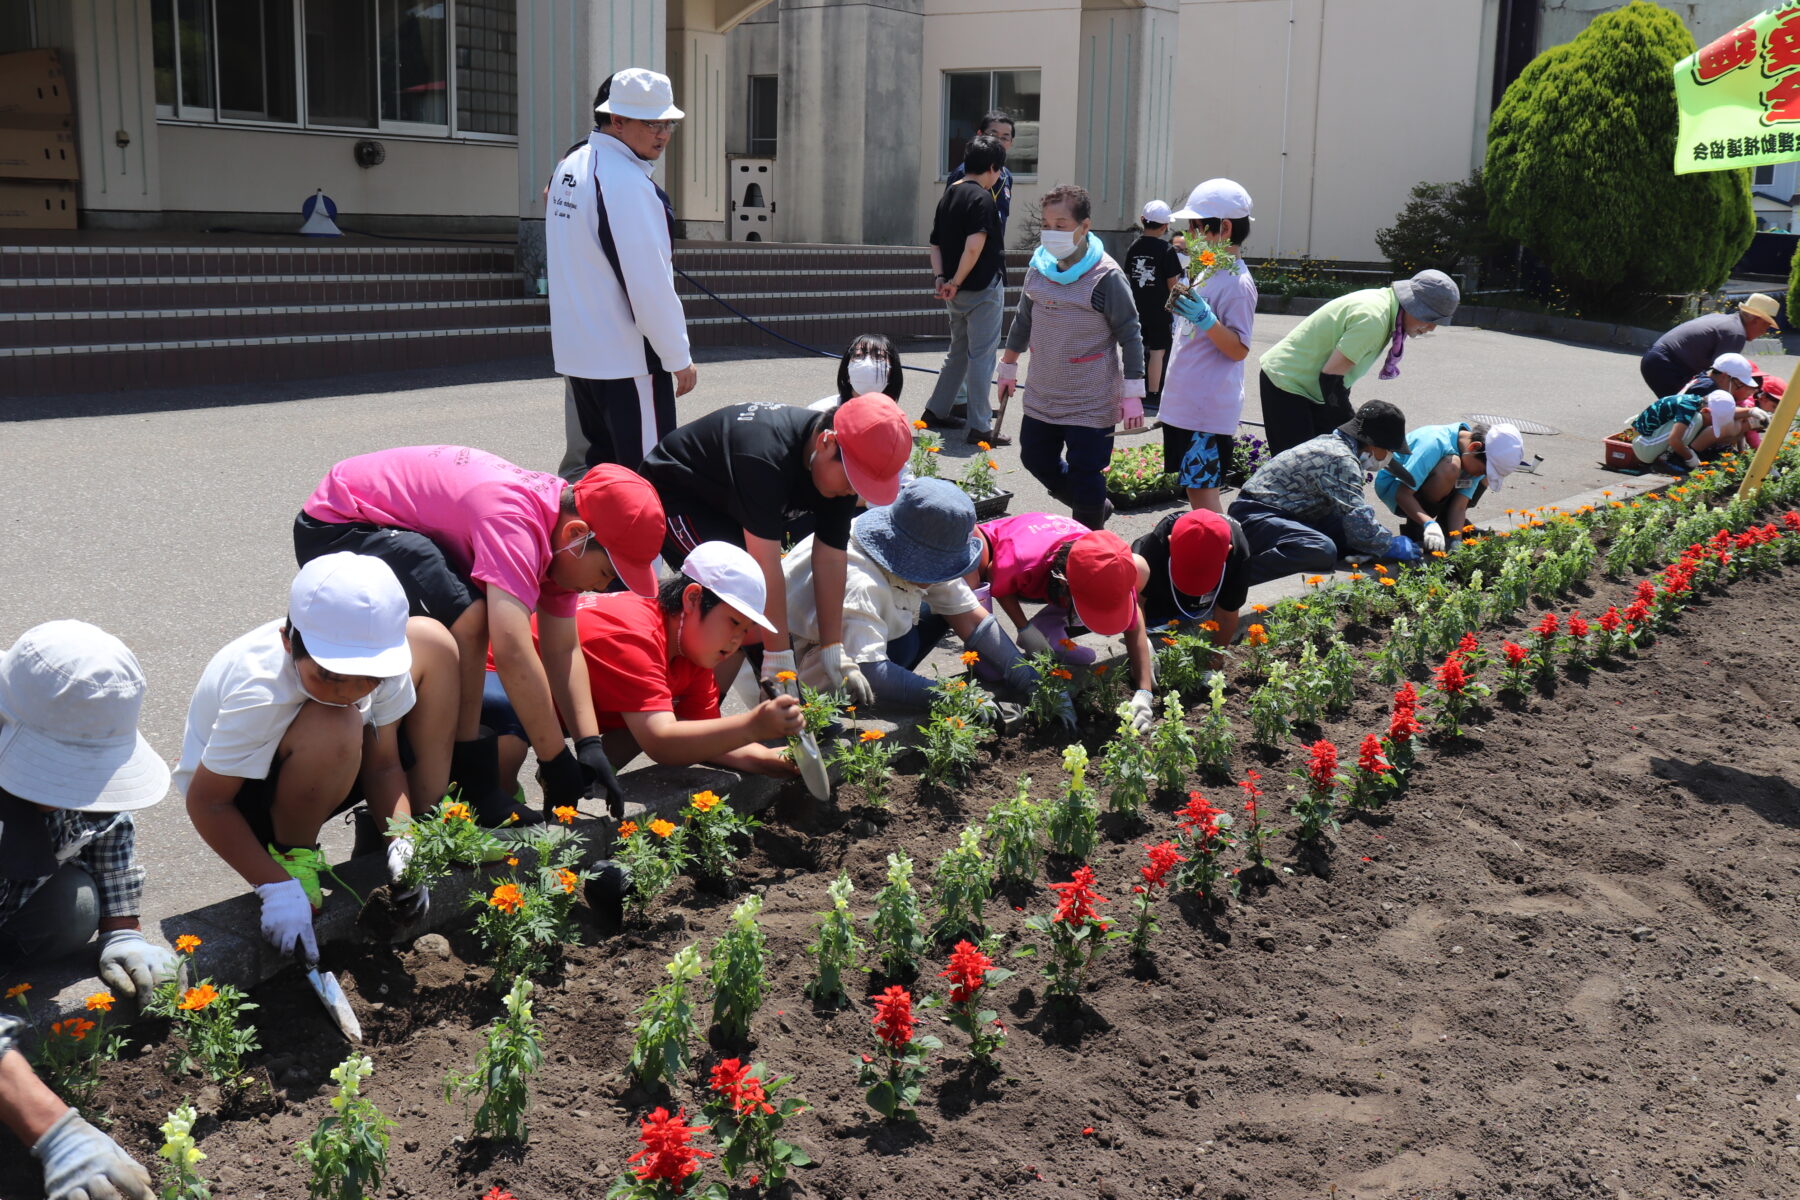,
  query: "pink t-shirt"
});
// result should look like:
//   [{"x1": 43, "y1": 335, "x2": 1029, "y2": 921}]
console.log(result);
[
  {"x1": 302, "y1": 445, "x2": 578, "y2": 617},
  {"x1": 980, "y1": 513, "x2": 1089, "y2": 601}
]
